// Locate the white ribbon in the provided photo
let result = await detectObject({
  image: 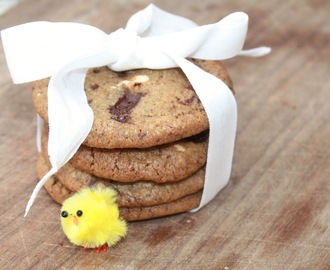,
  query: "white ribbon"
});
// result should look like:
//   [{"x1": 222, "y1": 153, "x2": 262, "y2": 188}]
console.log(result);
[{"x1": 1, "y1": 4, "x2": 270, "y2": 216}]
